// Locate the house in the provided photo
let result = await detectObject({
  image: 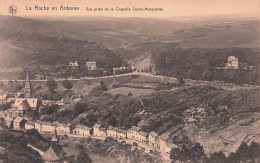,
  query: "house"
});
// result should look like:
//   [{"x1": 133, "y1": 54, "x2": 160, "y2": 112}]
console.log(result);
[
  {"x1": 13, "y1": 117, "x2": 27, "y2": 130},
  {"x1": 4, "y1": 116, "x2": 13, "y2": 128},
  {"x1": 165, "y1": 141, "x2": 178, "y2": 154},
  {"x1": 149, "y1": 131, "x2": 158, "y2": 147},
  {"x1": 107, "y1": 126, "x2": 114, "y2": 137},
  {"x1": 41, "y1": 121, "x2": 55, "y2": 133},
  {"x1": 14, "y1": 98, "x2": 38, "y2": 109},
  {"x1": 16, "y1": 99, "x2": 30, "y2": 117},
  {"x1": 226, "y1": 56, "x2": 238, "y2": 69},
  {"x1": 93, "y1": 124, "x2": 102, "y2": 136},
  {"x1": 57, "y1": 123, "x2": 73, "y2": 134},
  {"x1": 35, "y1": 120, "x2": 43, "y2": 132},
  {"x1": 73, "y1": 125, "x2": 92, "y2": 136},
  {"x1": 117, "y1": 129, "x2": 127, "y2": 139},
  {"x1": 61, "y1": 97, "x2": 71, "y2": 105},
  {"x1": 138, "y1": 131, "x2": 148, "y2": 143},
  {"x1": 159, "y1": 133, "x2": 171, "y2": 152},
  {"x1": 69, "y1": 61, "x2": 79, "y2": 68},
  {"x1": 127, "y1": 126, "x2": 141, "y2": 140},
  {"x1": 107, "y1": 126, "x2": 117, "y2": 138},
  {"x1": 52, "y1": 121, "x2": 63, "y2": 132},
  {"x1": 100, "y1": 127, "x2": 107, "y2": 137},
  {"x1": 0, "y1": 94, "x2": 8, "y2": 104},
  {"x1": 86, "y1": 61, "x2": 97, "y2": 70},
  {"x1": 25, "y1": 121, "x2": 35, "y2": 130}
]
